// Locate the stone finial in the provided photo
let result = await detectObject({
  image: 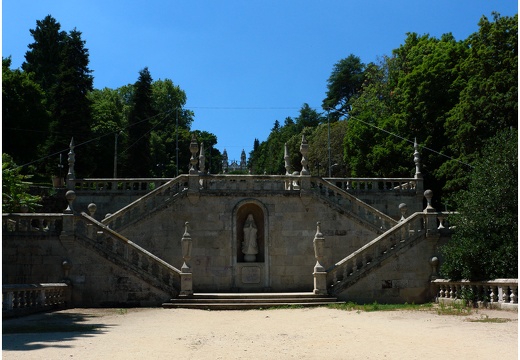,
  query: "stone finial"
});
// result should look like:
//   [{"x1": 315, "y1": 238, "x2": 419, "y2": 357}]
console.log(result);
[
  {"x1": 424, "y1": 190, "x2": 434, "y2": 212},
  {"x1": 189, "y1": 134, "x2": 199, "y2": 175},
  {"x1": 284, "y1": 143, "x2": 291, "y2": 175},
  {"x1": 67, "y1": 137, "x2": 76, "y2": 188},
  {"x1": 64, "y1": 190, "x2": 76, "y2": 214},
  {"x1": 313, "y1": 221, "x2": 327, "y2": 295},
  {"x1": 199, "y1": 142, "x2": 206, "y2": 174},
  {"x1": 313, "y1": 222, "x2": 325, "y2": 272},
  {"x1": 181, "y1": 222, "x2": 192, "y2": 273},
  {"x1": 414, "y1": 138, "x2": 422, "y2": 179},
  {"x1": 88, "y1": 203, "x2": 97, "y2": 217},
  {"x1": 300, "y1": 135, "x2": 310, "y2": 175},
  {"x1": 398, "y1": 203, "x2": 407, "y2": 222}
]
